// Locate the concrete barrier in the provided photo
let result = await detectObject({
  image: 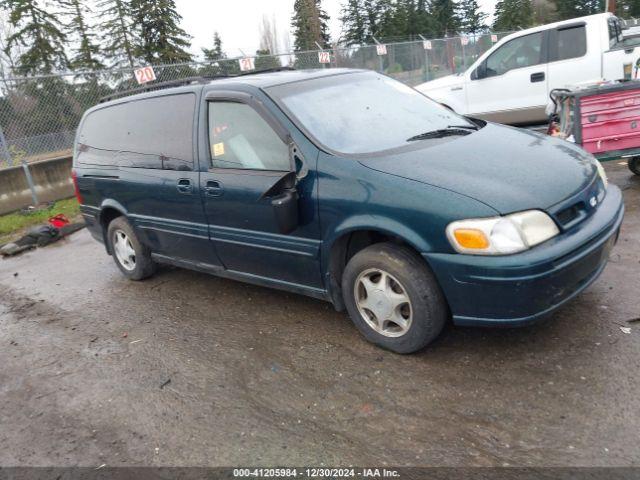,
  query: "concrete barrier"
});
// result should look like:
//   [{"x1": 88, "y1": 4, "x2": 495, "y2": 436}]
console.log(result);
[{"x1": 0, "y1": 156, "x2": 74, "y2": 215}]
